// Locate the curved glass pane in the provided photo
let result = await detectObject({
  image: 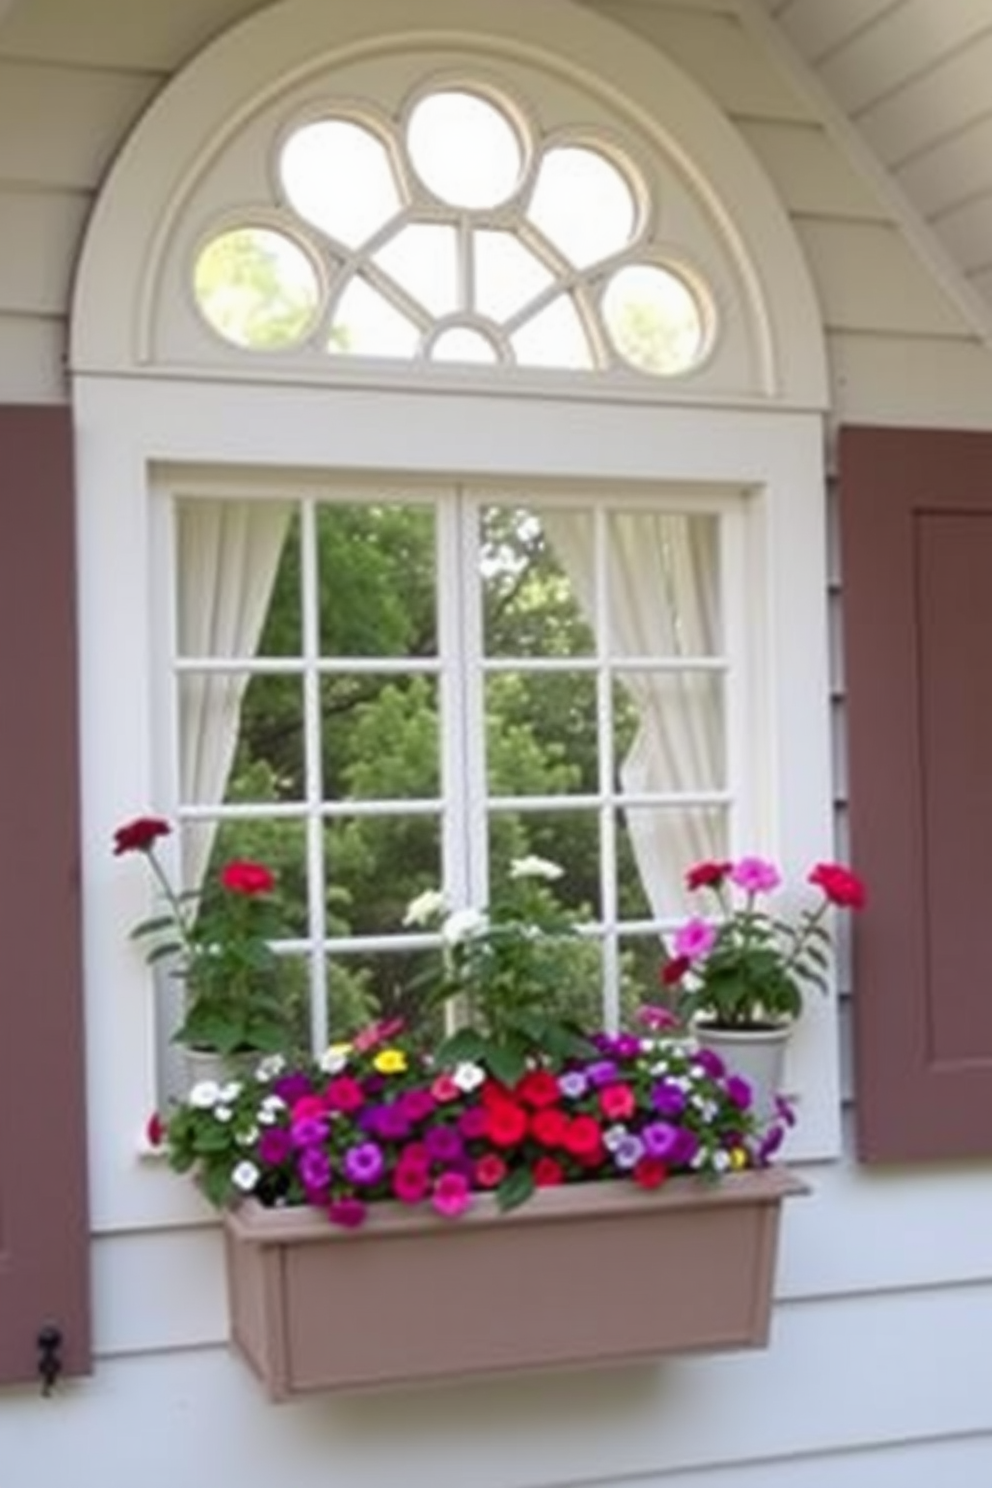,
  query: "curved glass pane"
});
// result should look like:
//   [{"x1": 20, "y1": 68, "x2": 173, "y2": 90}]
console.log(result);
[
  {"x1": 473, "y1": 230, "x2": 553, "y2": 321},
  {"x1": 431, "y1": 326, "x2": 498, "y2": 363},
  {"x1": 374, "y1": 224, "x2": 458, "y2": 316},
  {"x1": 511, "y1": 295, "x2": 592, "y2": 369},
  {"x1": 603, "y1": 263, "x2": 706, "y2": 375},
  {"x1": 329, "y1": 278, "x2": 421, "y2": 358},
  {"x1": 407, "y1": 90, "x2": 522, "y2": 209},
  {"x1": 528, "y1": 146, "x2": 638, "y2": 268},
  {"x1": 193, "y1": 227, "x2": 321, "y2": 349},
  {"x1": 281, "y1": 120, "x2": 401, "y2": 247}
]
